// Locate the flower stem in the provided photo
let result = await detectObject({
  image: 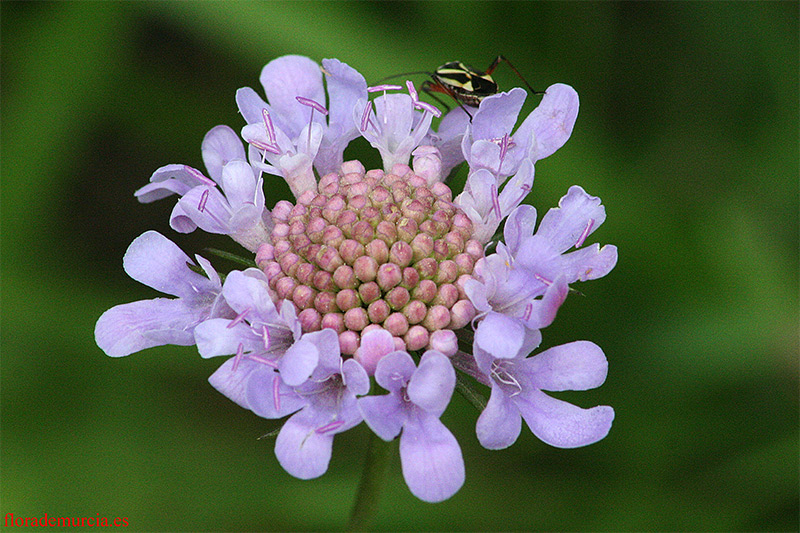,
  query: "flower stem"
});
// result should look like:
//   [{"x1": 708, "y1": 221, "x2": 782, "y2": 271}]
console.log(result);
[{"x1": 347, "y1": 432, "x2": 394, "y2": 531}]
